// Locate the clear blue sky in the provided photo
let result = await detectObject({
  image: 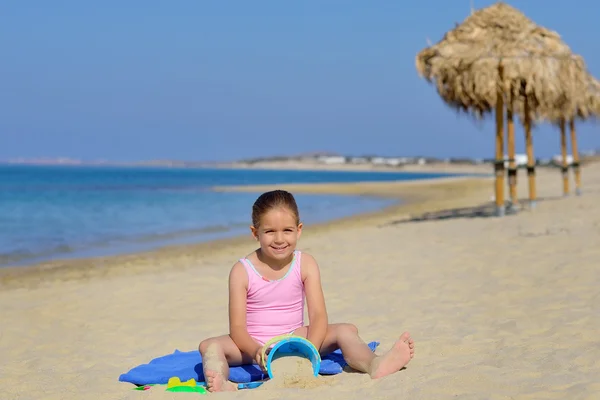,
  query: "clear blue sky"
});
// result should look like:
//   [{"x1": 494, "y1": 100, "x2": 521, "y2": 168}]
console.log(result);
[{"x1": 1, "y1": 0, "x2": 598, "y2": 162}]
